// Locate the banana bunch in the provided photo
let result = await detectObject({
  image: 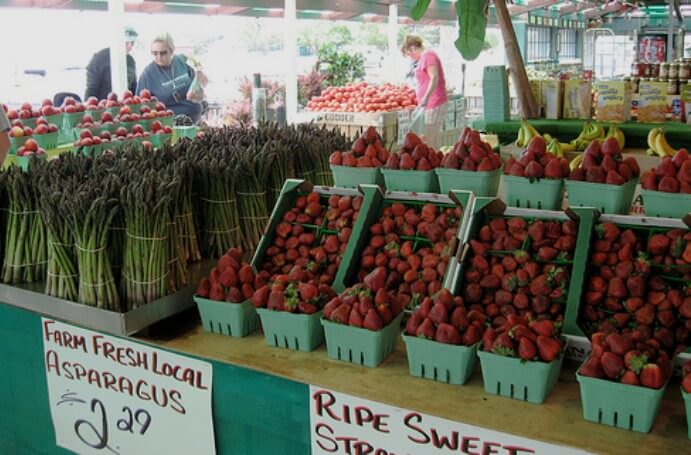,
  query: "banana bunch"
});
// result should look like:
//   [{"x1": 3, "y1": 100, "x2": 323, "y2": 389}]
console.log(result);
[
  {"x1": 570, "y1": 122, "x2": 606, "y2": 151},
  {"x1": 516, "y1": 119, "x2": 541, "y2": 147},
  {"x1": 605, "y1": 124, "x2": 626, "y2": 150},
  {"x1": 569, "y1": 154, "x2": 584, "y2": 171},
  {"x1": 646, "y1": 128, "x2": 677, "y2": 158},
  {"x1": 545, "y1": 137, "x2": 576, "y2": 158}
]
